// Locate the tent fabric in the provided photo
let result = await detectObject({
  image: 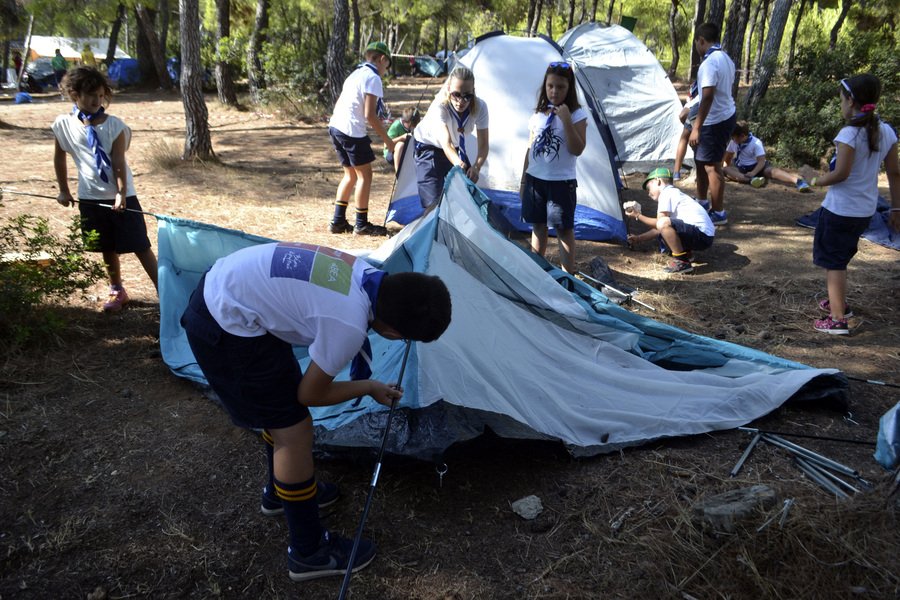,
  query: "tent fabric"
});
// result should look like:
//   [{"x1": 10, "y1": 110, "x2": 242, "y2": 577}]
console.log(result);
[
  {"x1": 386, "y1": 32, "x2": 627, "y2": 243},
  {"x1": 558, "y1": 23, "x2": 690, "y2": 173},
  {"x1": 23, "y1": 36, "x2": 131, "y2": 62},
  {"x1": 795, "y1": 197, "x2": 900, "y2": 251},
  {"x1": 159, "y1": 168, "x2": 845, "y2": 461}
]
